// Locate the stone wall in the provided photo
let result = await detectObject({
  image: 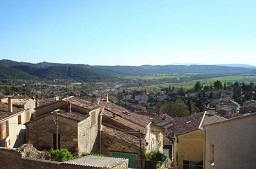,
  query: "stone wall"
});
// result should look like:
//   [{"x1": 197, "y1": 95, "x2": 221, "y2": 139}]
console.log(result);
[
  {"x1": 26, "y1": 114, "x2": 78, "y2": 152},
  {"x1": 0, "y1": 148, "x2": 128, "y2": 169}
]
